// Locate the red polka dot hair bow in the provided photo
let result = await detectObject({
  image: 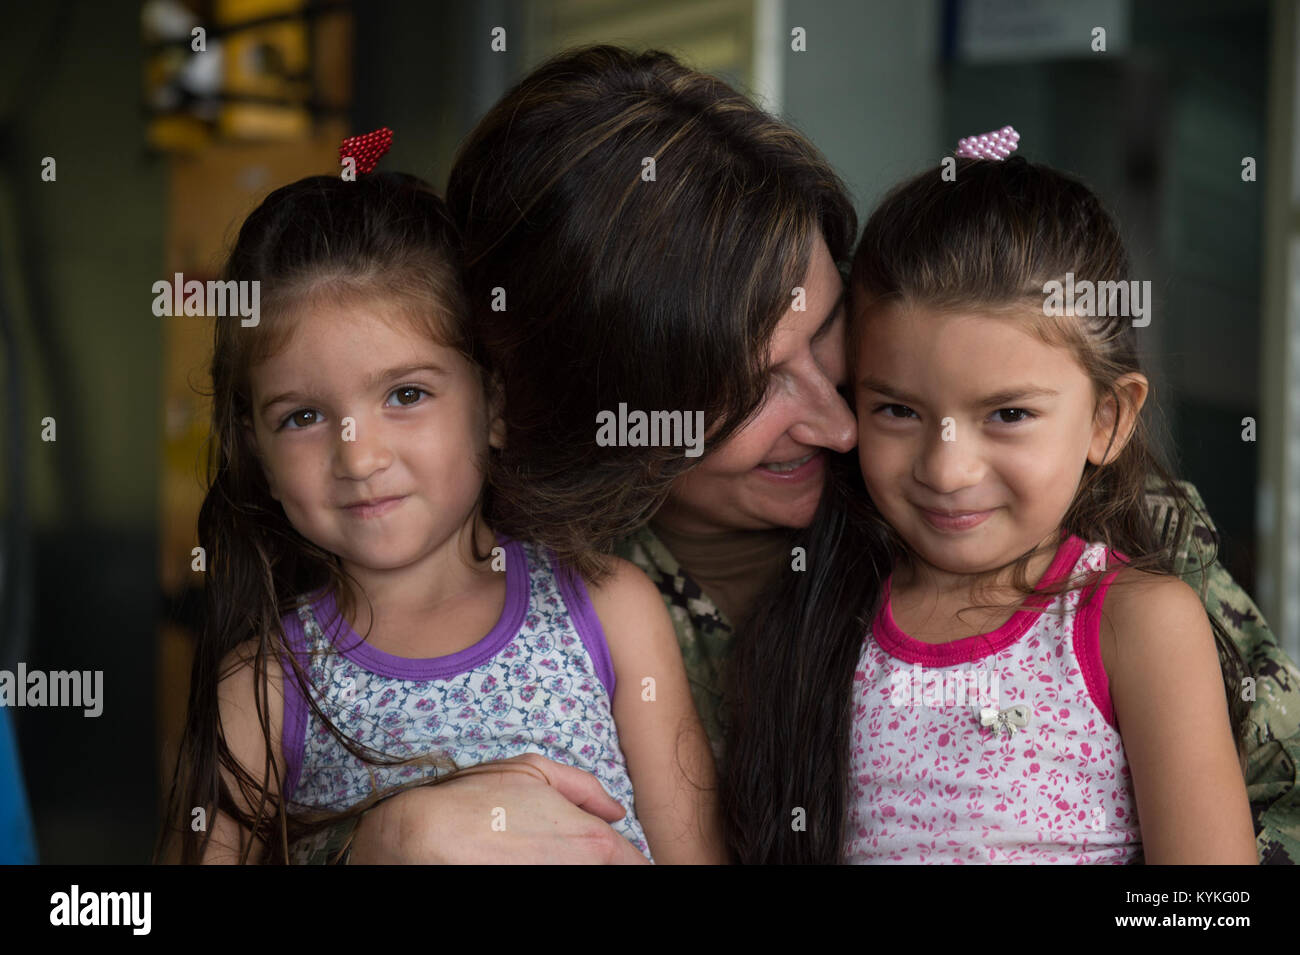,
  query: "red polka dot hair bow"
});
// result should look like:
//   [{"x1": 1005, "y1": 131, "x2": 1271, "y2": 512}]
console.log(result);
[{"x1": 339, "y1": 127, "x2": 393, "y2": 174}]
